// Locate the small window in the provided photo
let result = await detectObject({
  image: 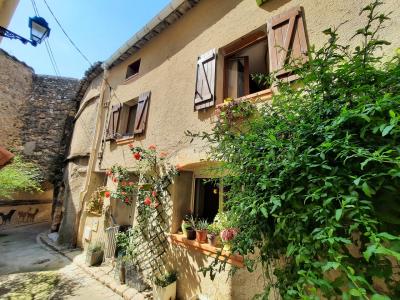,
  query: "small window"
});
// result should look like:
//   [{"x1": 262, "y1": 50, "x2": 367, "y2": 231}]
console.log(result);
[
  {"x1": 224, "y1": 37, "x2": 268, "y2": 99},
  {"x1": 117, "y1": 99, "x2": 138, "y2": 138},
  {"x1": 194, "y1": 178, "x2": 221, "y2": 223},
  {"x1": 126, "y1": 59, "x2": 141, "y2": 79}
]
